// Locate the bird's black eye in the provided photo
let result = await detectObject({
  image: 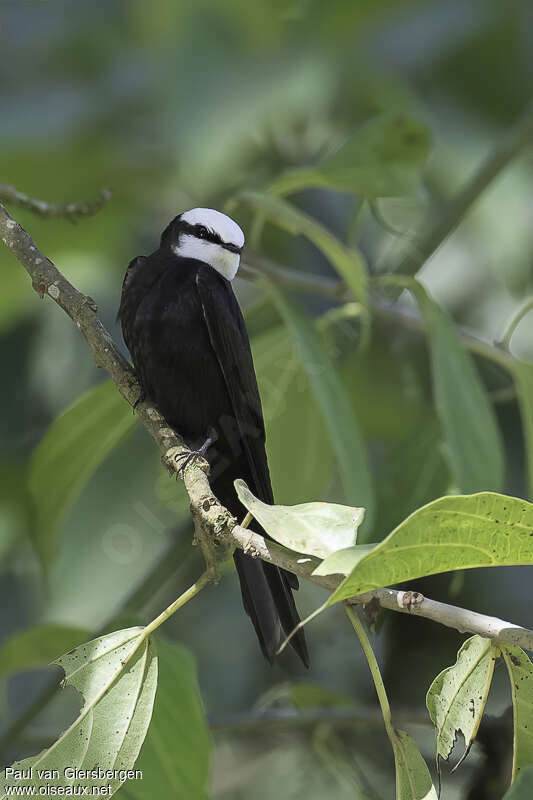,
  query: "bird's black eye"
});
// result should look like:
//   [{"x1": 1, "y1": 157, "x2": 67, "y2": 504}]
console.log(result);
[{"x1": 196, "y1": 225, "x2": 209, "y2": 239}]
